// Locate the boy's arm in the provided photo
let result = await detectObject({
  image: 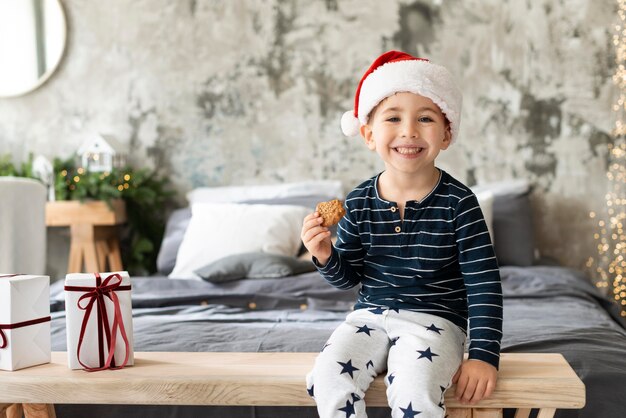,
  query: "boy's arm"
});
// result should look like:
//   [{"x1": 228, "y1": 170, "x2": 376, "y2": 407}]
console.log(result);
[
  {"x1": 314, "y1": 206, "x2": 365, "y2": 290},
  {"x1": 454, "y1": 192, "x2": 503, "y2": 369},
  {"x1": 453, "y1": 192, "x2": 503, "y2": 403}
]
